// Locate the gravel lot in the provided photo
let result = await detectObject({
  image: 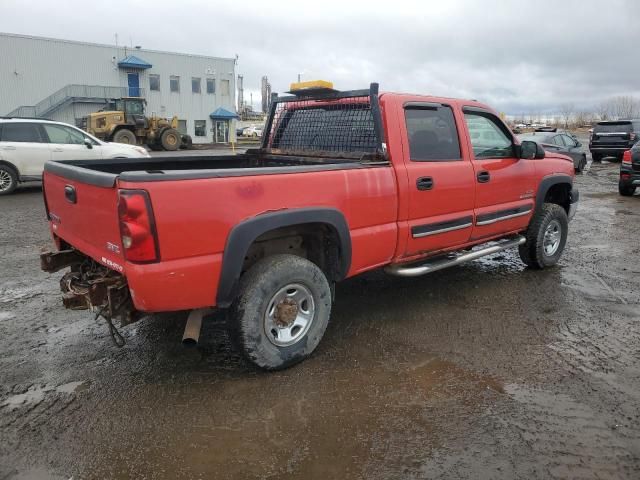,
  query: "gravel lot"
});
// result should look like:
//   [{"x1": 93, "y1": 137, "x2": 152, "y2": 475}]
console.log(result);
[{"x1": 1, "y1": 146, "x2": 639, "y2": 479}]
